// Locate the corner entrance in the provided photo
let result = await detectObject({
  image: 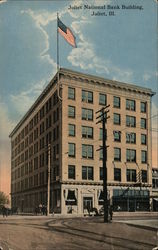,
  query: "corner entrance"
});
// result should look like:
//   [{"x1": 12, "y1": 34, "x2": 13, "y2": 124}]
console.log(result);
[{"x1": 83, "y1": 197, "x2": 93, "y2": 213}]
